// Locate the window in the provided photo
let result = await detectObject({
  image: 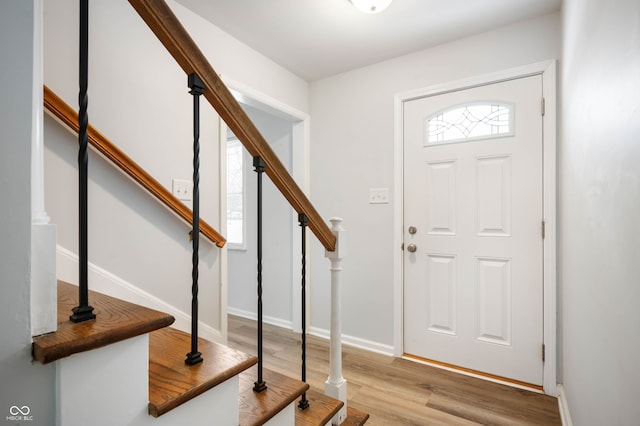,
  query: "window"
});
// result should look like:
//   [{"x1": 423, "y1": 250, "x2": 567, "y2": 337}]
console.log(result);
[
  {"x1": 226, "y1": 132, "x2": 244, "y2": 248},
  {"x1": 425, "y1": 102, "x2": 514, "y2": 146}
]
